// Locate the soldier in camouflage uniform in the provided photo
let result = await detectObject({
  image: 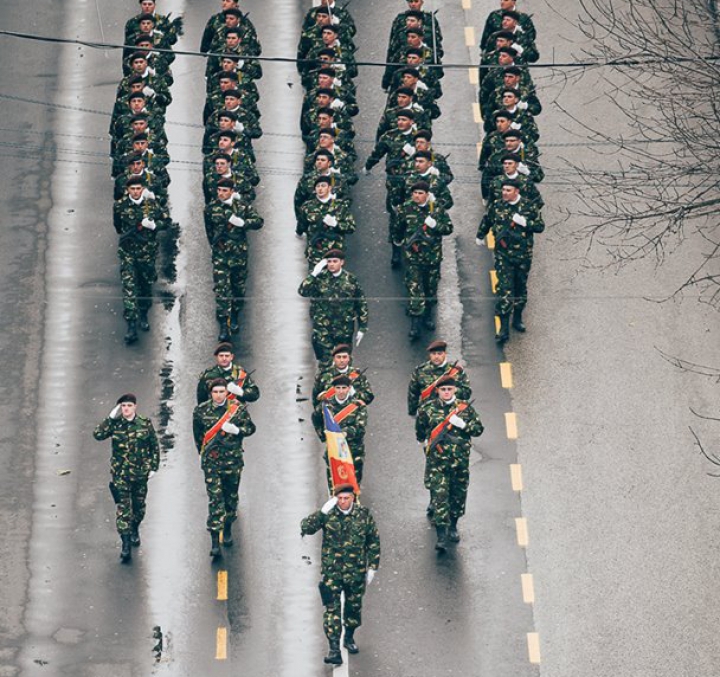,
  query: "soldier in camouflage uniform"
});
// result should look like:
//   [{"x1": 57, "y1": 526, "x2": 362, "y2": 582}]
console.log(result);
[
  {"x1": 298, "y1": 249, "x2": 368, "y2": 362},
  {"x1": 312, "y1": 343, "x2": 374, "y2": 406},
  {"x1": 294, "y1": 150, "x2": 350, "y2": 220},
  {"x1": 93, "y1": 393, "x2": 160, "y2": 563},
  {"x1": 415, "y1": 376, "x2": 484, "y2": 551},
  {"x1": 113, "y1": 153, "x2": 169, "y2": 204},
  {"x1": 193, "y1": 378, "x2": 256, "y2": 558},
  {"x1": 487, "y1": 152, "x2": 543, "y2": 207},
  {"x1": 124, "y1": 0, "x2": 183, "y2": 47},
  {"x1": 476, "y1": 178, "x2": 545, "y2": 343},
  {"x1": 401, "y1": 150, "x2": 453, "y2": 211},
  {"x1": 312, "y1": 375, "x2": 369, "y2": 485},
  {"x1": 200, "y1": 1, "x2": 259, "y2": 55},
  {"x1": 374, "y1": 87, "x2": 432, "y2": 142},
  {"x1": 301, "y1": 484, "x2": 380, "y2": 666},
  {"x1": 481, "y1": 0, "x2": 536, "y2": 47},
  {"x1": 302, "y1": 0, "x2": 357, "y2": 36},
  {"x1": 205, "y1": 179, "x2": 264, "y2": 341},
  {"x1": 296, "y1": 176, "x2": 356, "y2": 268},
  {"x1": 412, "y1": 129, "x2": 453, "y2": 182},
  {"x1": 197, "y1": 341, "x2": 260, "y2": 405},
  {"x1": 113, "y1": 176, "x2": 170, "y2": 345},
  {"x1": 303, "y1": 129, "x2": 357, "y2": 183},
  {"x1": 395, "y1": 181, "x2": 453, "y2": 340}
]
